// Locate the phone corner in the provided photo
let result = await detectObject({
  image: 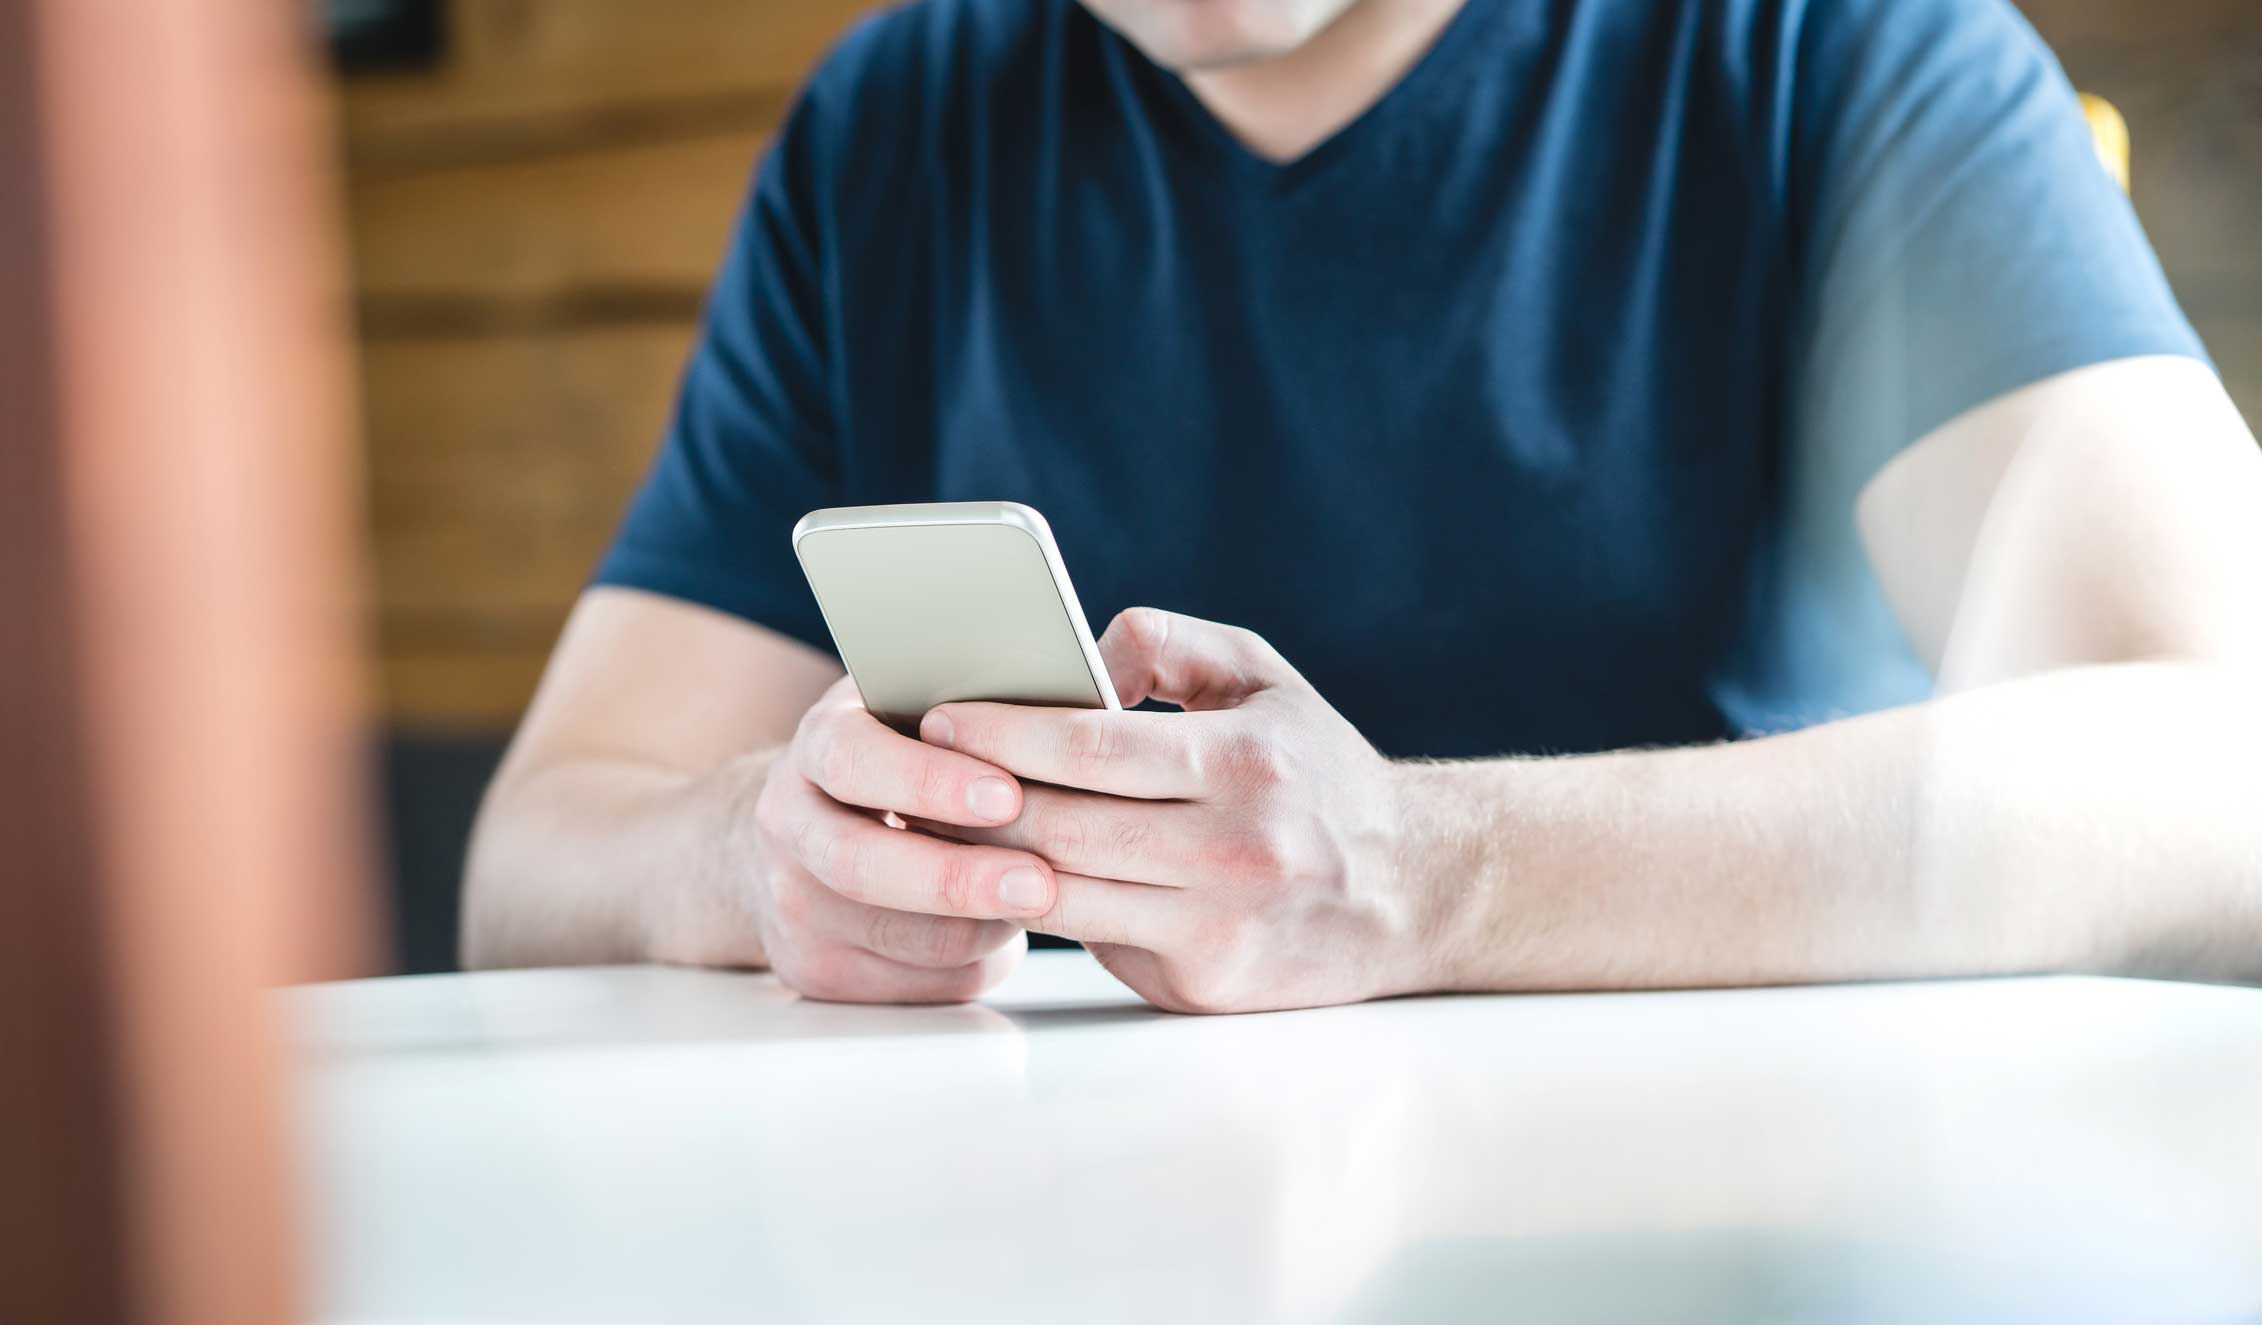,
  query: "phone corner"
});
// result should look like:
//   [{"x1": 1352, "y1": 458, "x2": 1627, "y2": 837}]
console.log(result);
[
  {"x1": 991, "y1": 501, "x2": 1056, "y2": 542},
  {"x1": 788, "y1": 507, "x2": 831, "y2": 553}
]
